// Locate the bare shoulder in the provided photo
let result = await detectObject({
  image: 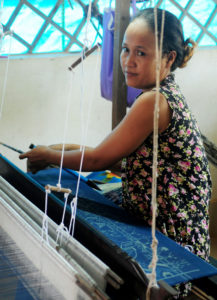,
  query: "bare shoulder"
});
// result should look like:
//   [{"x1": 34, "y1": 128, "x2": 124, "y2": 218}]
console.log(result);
[
  {"x1": 133, "y1": 90, "x2": 167, "y2": 106},
  {"x1": 130, "y1": 90, "x2": 171, "y2": 133}
]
